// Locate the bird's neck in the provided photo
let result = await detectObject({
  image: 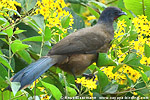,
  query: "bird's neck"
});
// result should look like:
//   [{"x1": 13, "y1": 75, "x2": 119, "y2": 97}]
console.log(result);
[
  {"x1": 98, "y1": 15, "x2": 114, "y2": 26},
  {"x1": 97, "y1": 20, "x2": 114, "y2": 36}
]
